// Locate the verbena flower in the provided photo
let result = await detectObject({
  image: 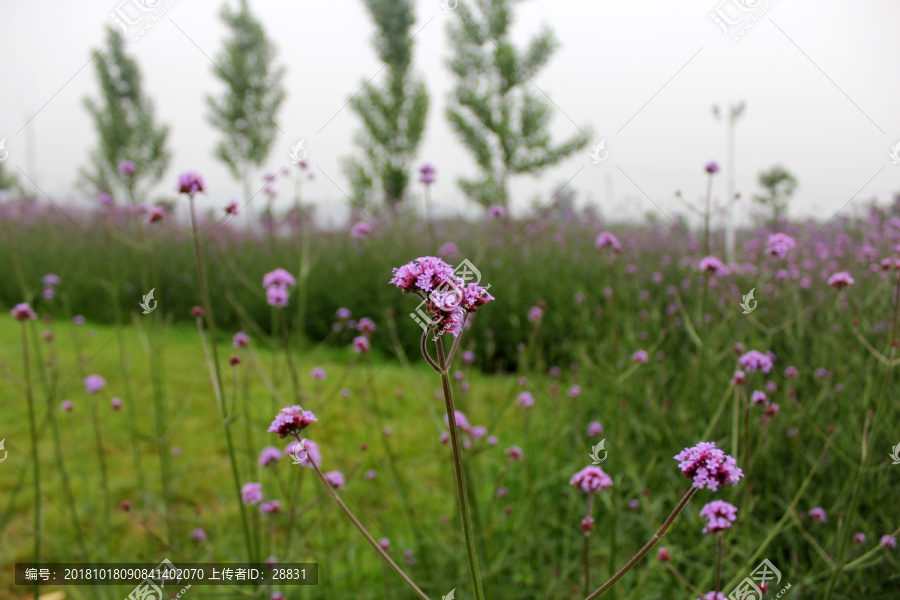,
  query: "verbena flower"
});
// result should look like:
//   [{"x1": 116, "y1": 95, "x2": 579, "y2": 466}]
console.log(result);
[
  {"x1": 353, "y1": 336, "x2": 370, "y2": 353},
  {"x1": 738, "y1": 350, "x2": 774, "y2": 374},
  {"x1": 444, "y1": 410, "x2": 471, "y2": 433},
  {"x1": 657, "y1": 547, "x2": 670, "y2": 562},
  {"x1": 880, "y1": 535, "x2": 897, "y2": 548},
  {"x1": 699, "y1": 500, "x2": 738, "y2": 534},
  {"x1": 580, "y1": 517, "x2": 595, "y2": 533},
  {"x1": 260, "y1": 500, "x2": 281, "y2": 514},
  {"x1": 674, "y1": 441, "x2": 743, "y2": 491},
  {"x1": 570, "y1": 465, "x2": 613, "y2": 493},
  {"x1": 310, "y1": 367, "x2": 326, "y2": 380},
  {"x1": 698, "y1": 593, "x2": 725, "y2": 600},
  {"x1": 287, "y1": 439, "x2": 321, "y2": 468},
  {"x1": 118, "y1": 160, "x2": 136, "y2": 177},
  {"x1": 241, "y1": 482, "x2": 263, "y2": 505},
  {"x1": 259, "y1": 446, "x2": 282, "y2": 467},
  {"x1": 632, "y1": 349, "x2": 648, "y2": 363},
  {"x1": 190, "y1": 528, "x2": 206, "y2": 541},
  {"x1": 325, "y1": 471, "x2": 345, "y2": 489},
  {"x1": 178, "y1": 172, "x2": 205, "y2": 195},
  {"x1": 390, "y1": 257, "x2": 494, "y2": 337},
  {"x1": 357, "y1": 317, "x2": 376, "y2": 333},
  {"x1": 268, "y1": 406, "x2": 318, "y2": 438},
  {"x1": 84, "y1": 375, "x2": 107, "y2": 394},
  {"x1": 808, "y1": 507, "x2": 827, "y2": 523},
  {"x1": 233, "y1": 331, "x2": 249, "y2": 348},
  {"x1": 828, "y1": 271, "x2": 855, "y2": 288},
  {"x1": 419, "y1": 163, "x2": 436, "y2": 185},
  {"x1": 11, "y1": 303, "x2": 37, "y2": 321},
  {"x1": 488, "y1": 205, "x2": 506, "y2": 218},
  {"x1": 516, "y1": 392, "x2": 534, "y2": 407},
  {"x1": 350, "y1": 221, "x2": 372, "y2": 238},
  {"x1": 766, "y1": 233, "x2": 796, "y2": 258},
  {"x1": 111, "y1": 397, "x2": 122, "y2": 410},
  {"x1": 225, "y1": 200, "x2": 239, "y2": 215},
  {"x1": 705, "y1": 161, "x2": 720, "y2": 174},
  {"x1": 699, "y1": 256, "x2": 729, "y2": 276},
  {"x1": 587, "y1": 422, "x2": 603, "y2": 437},
  {"x1": 61, "y1": 400, "x2": 74, "y2": 412},
  {"x1": 263, "y1": 268, "x2": 296, "y2": 289},
  {"x1": 595, "y1": 232, "x2": 622, "y2": 253}
]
